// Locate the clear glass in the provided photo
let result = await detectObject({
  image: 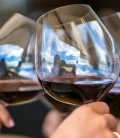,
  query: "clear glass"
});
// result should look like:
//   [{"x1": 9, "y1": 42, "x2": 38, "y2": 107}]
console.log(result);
[
  {"x1": 0, "y1": 13, "x2": 44, "y2": 106},
  {"x1": 35, "y1": 4, "x2": 120, "y2": 106}
]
